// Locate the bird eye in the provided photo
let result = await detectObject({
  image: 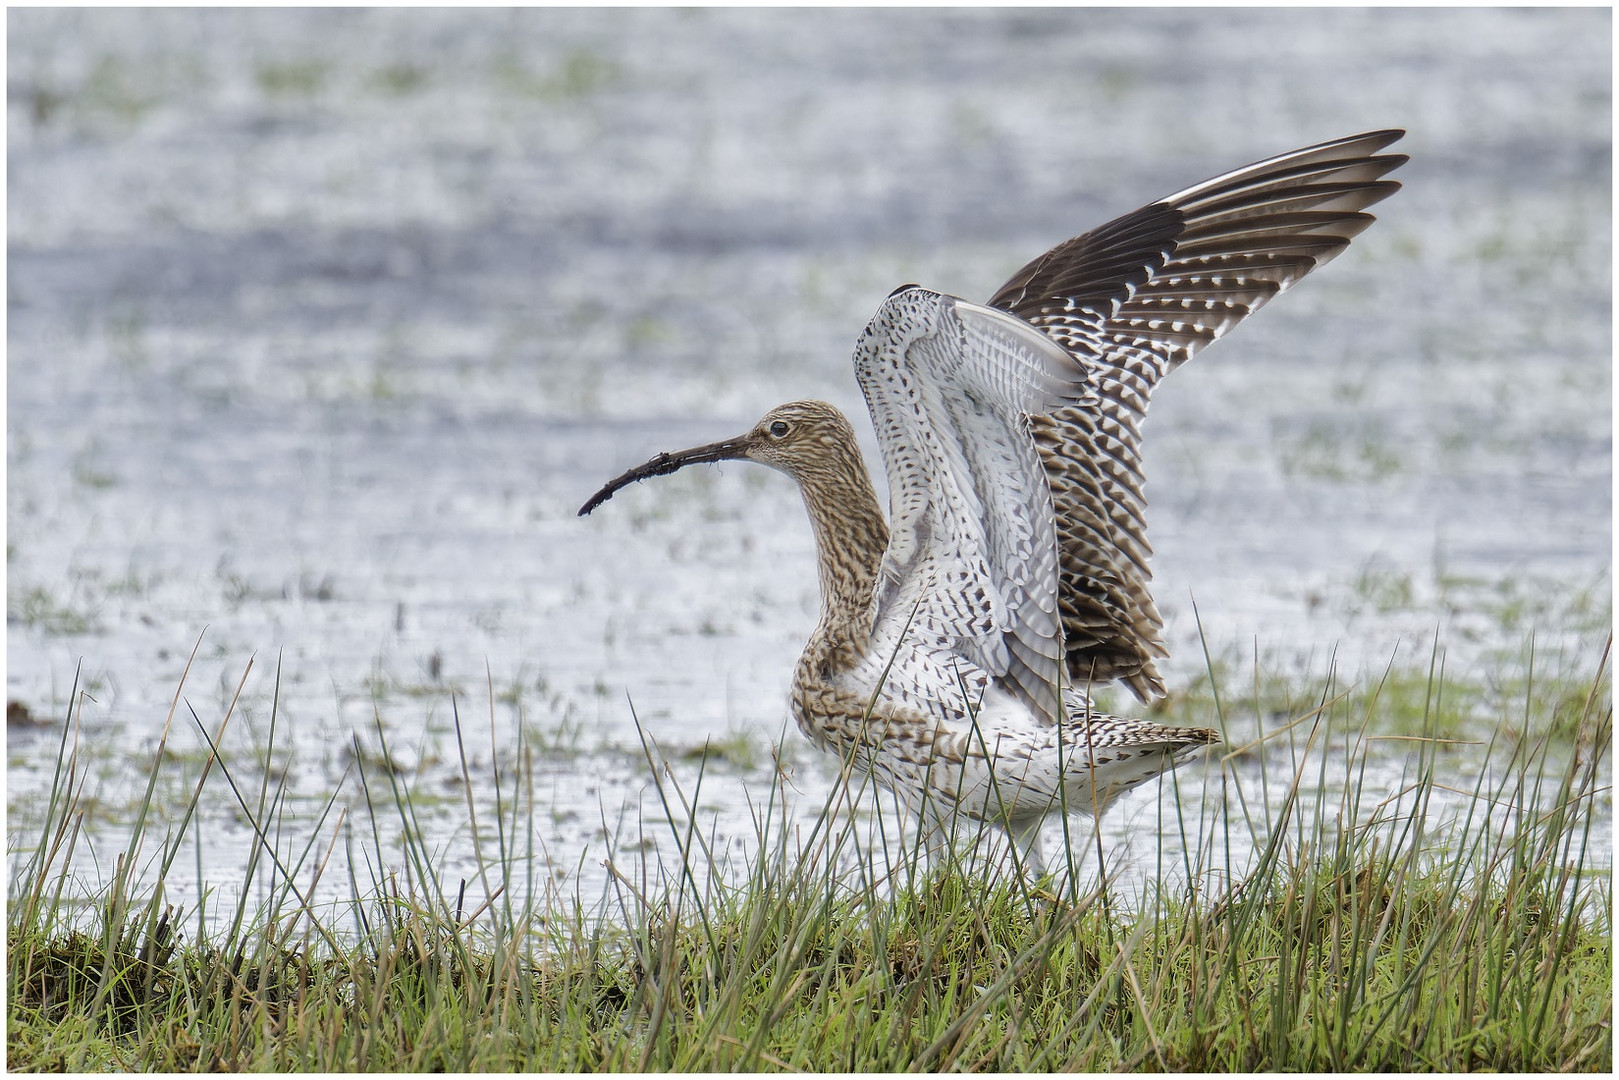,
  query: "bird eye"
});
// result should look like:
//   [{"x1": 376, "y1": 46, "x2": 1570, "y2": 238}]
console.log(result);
[{"x1": 769, "y1": 421, "x2": 790, "y2": 438}]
